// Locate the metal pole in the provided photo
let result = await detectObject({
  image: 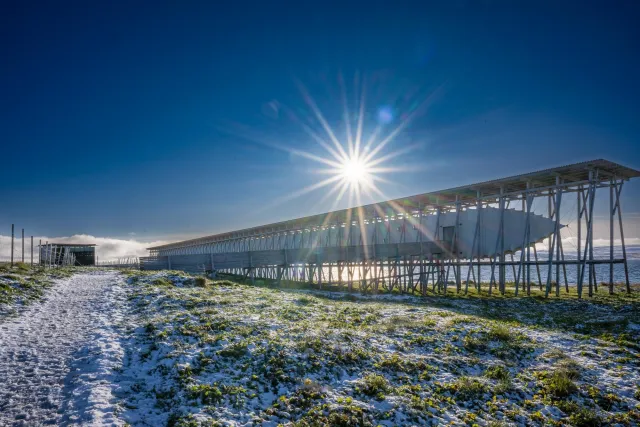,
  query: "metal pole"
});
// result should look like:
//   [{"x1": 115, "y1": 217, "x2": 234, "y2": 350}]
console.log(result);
[
  {"x1": 31, "y1": 236, "x2": 33, "y2": 266},
  {"x1": 21, "y1": 228, "x2": 24, "y2": 263},
  {"x1": 11, "y1": 224, "x2": 14, "y2": 266}
]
